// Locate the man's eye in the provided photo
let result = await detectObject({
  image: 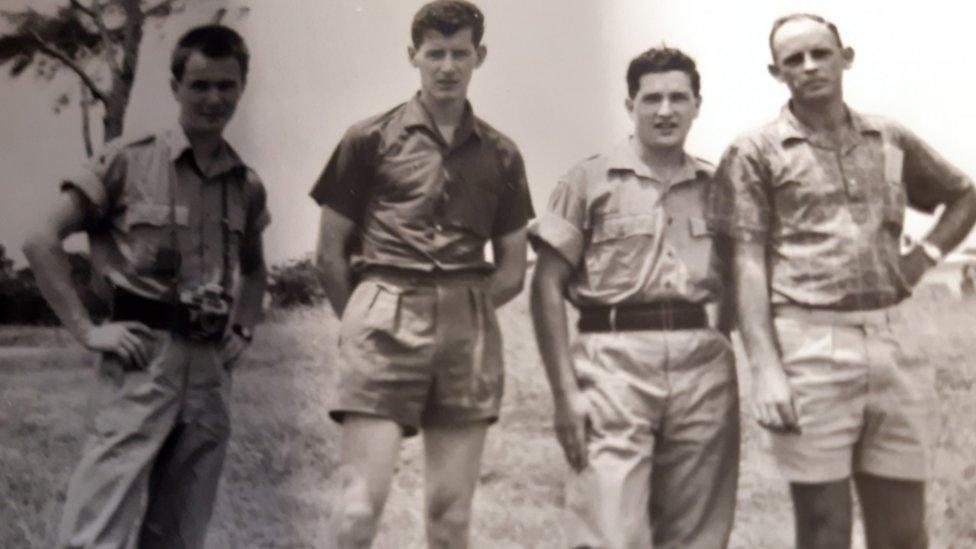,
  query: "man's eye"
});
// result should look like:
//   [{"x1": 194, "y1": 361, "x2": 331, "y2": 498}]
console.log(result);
[{"x1": 190, "y1": 82, "x2": 209, "y2": 91}]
